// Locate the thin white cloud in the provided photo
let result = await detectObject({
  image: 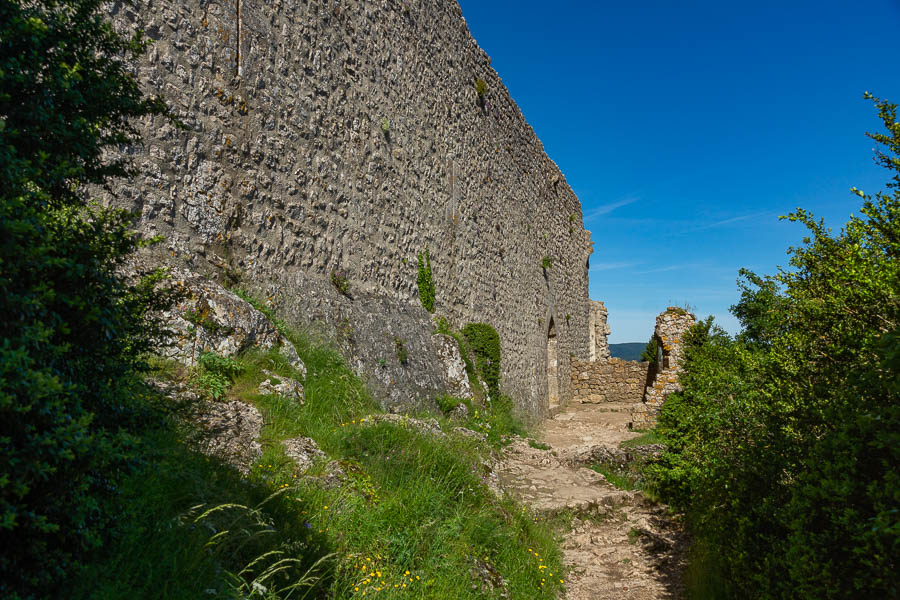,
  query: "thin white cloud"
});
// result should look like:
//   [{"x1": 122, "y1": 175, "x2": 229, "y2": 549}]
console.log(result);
[
  {"x1": 584, "y1": 197, "x2": 638, "y2": 221},
  {"x1": 684, "y1": 212, "x2": 769, "y2": 233},
  {"x1": 589, "y1": 261, "x2": 640, "y2": 272}
]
